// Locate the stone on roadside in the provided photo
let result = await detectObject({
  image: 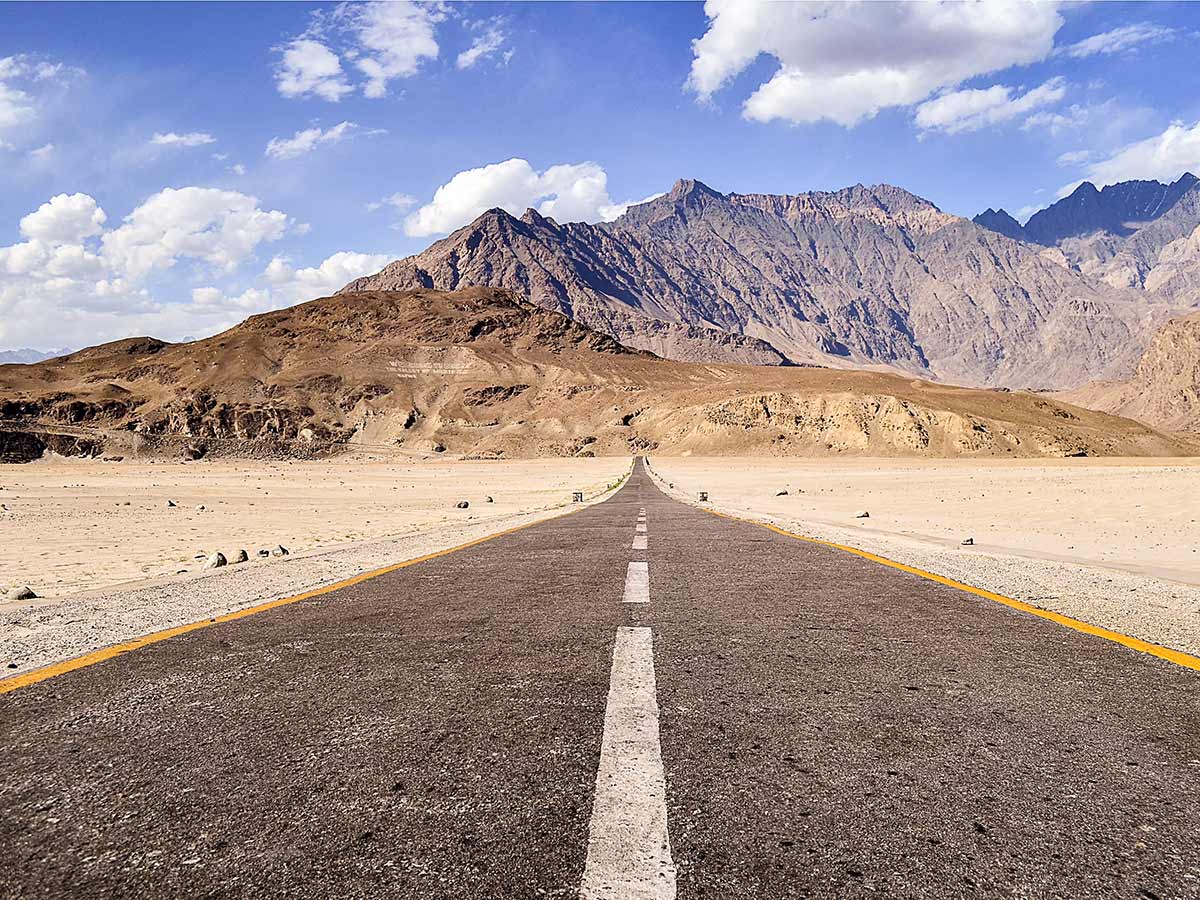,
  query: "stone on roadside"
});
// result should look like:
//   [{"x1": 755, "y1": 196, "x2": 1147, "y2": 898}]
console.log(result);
[
  {"x1": 167, "y1": 500, "x2": 177, "y2": 508},
  {"x1": 775, "y1": 490, "x2": 789, "y2": 496},
  {"x1": 855, "y1": 510, "x2": 870, "y2": 519},
  {"x1": 195, "y1": 505, "x2": 206, "y2": 512},
  {"x1": 205, "y1": 552, "x2": 227, "y2": 569},
  {"x1": 961, "y1": 537, "x2": 974, "y2": 546},
  {"x1": 486, "y1": 496, "x2": 494, "y2": 503},
  {"x1": 271, "y1": 545, "x2": 289, "y2": 557},
  {"x1": 432, "y1": 442, "x2": 446, "y2": 453},
  {"x1": 232, "y1": 549, "x2": 249, "y2": 563},
  {"x1": 7, "y1": 586, "x2": 37, "y2": 601},
  {"x1": 455, "y1": 500, "x2": 469, "y2": 509},
  {"x1": 257, "y1": 549, "x2": 270, "y2": 558}
]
